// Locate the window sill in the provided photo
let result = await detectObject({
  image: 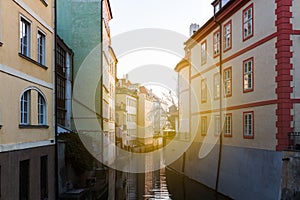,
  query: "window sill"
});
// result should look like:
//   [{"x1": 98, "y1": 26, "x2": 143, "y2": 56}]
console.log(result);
[
  {"x1": 40, "y1": 0, "x2": 48, "y2": 7},
  {"x1": 19, "y1": 124, "x2": 49, "y2": 129},
  {"x1": 19, "y1": 53, "x2": 48, "y2": 70}
]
